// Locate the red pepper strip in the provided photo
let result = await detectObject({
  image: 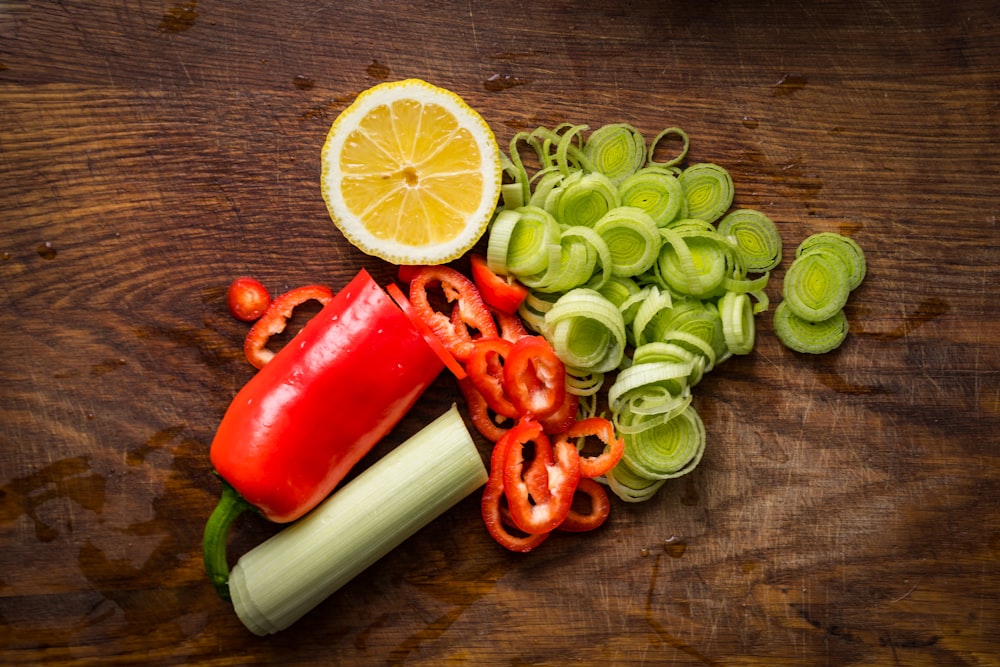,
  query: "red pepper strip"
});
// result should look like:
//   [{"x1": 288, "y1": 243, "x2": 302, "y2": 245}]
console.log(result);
[
  {"x1": 481, "y1": 430, "x2": 549, "y2": 552},
  {"x1": 386, "y1": 282, "x2": 467, "y2": 380},
  {"x1": 409, "y1": 265, "x2": 498, "y2": 363},
  {"x1": 490, "y1": 306, "x2": 529, "y2": 343},
  {"x1": 457, "y1": 376, "x2": 510, "y2": 443},
  {"x1": 470, "y1": 253, "x2": 529, "y2": 315},
  {"x1": 466, "y1": 337, "x2": 520, "y2": 419},
  {"x1": 558, "y1": 478, "x2": 611, "y2": 532},
  {"x1": 214, "y1": 269, "x2": 444, "y2": 523},
  {"x1": 540, "y1": 390, "x2": 580, "y2": 436},
  {"x1": 243, "y1": 284, "x2": 334, "y2": 369},
  {"x1": 502, "y1": 335, "x2": 567, "y2": 419},
  {"x1": 396, "y1": 264, "x2": 422, "y2": 284},
  {"x1": 503, "y1": 420, "x2": 581, "y2": 535},
  {"x1": 558, "y1": 416, "x2": 625, "y2": 478}
]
